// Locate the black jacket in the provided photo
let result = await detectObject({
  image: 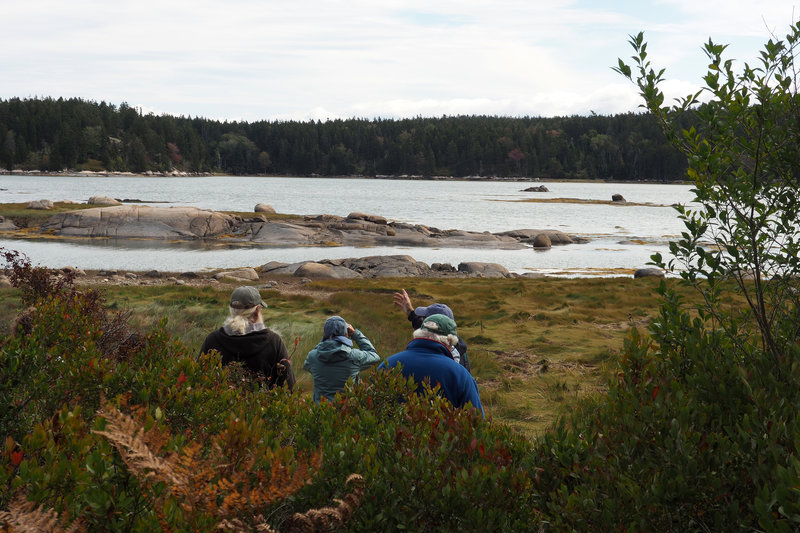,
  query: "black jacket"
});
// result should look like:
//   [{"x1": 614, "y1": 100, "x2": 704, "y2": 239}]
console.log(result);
[{"x1": 200, "y1": 328, "x2": 296, "y2": 390}]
